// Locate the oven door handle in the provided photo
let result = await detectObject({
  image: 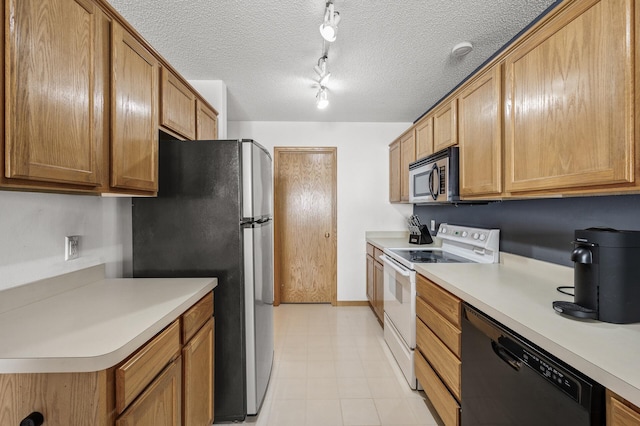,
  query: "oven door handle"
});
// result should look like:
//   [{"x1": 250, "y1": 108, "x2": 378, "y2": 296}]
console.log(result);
[{"x1": 380, "y1": 255, "x2": 411, "y2": 277}]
